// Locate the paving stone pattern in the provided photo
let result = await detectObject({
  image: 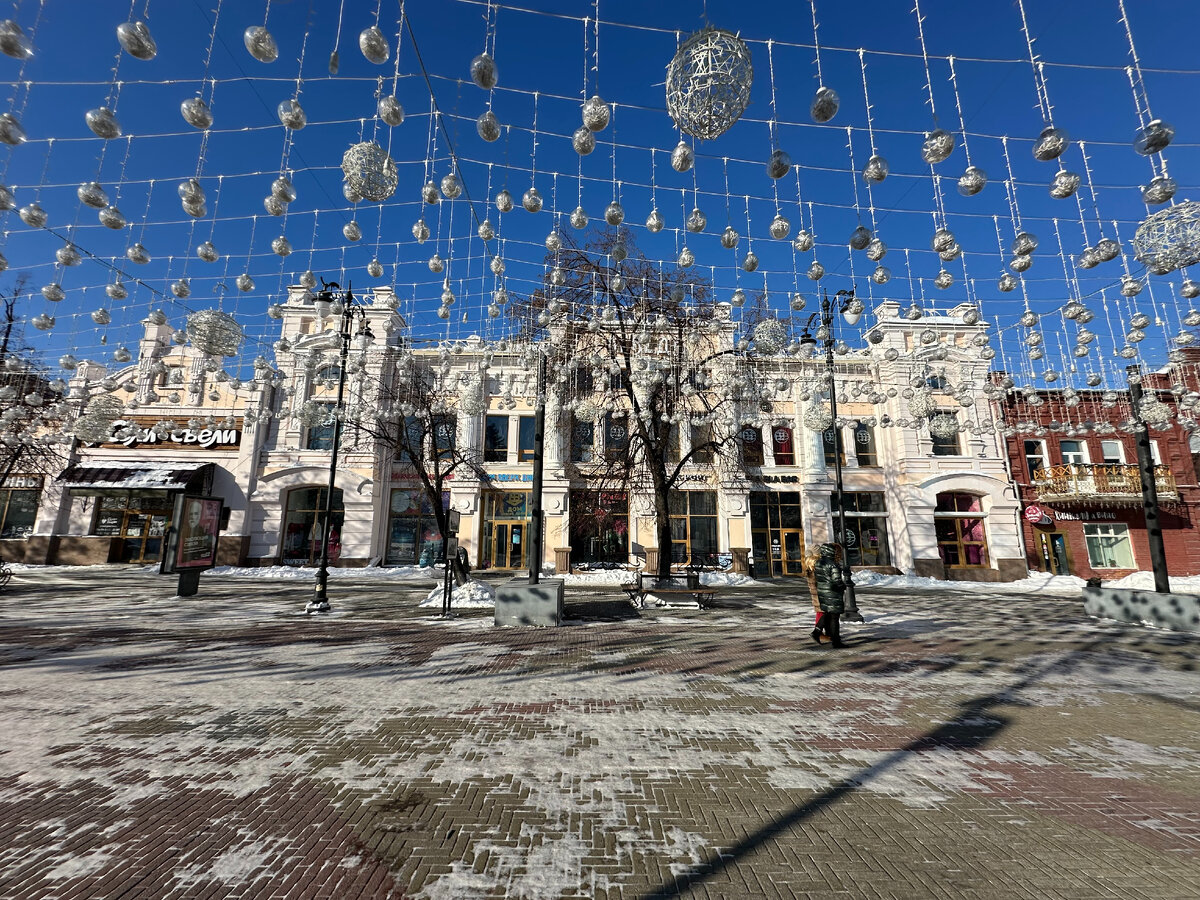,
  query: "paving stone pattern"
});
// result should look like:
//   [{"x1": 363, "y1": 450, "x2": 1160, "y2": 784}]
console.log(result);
[{"x1": 1, "y1": 568, "x2": 1198, "y2": 899}]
